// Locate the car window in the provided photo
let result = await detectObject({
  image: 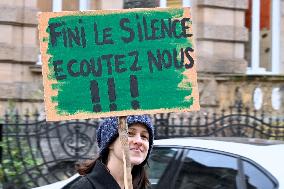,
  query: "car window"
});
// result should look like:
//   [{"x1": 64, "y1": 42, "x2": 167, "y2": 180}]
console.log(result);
[
  {"x1": 175, "y1": 150, "x2": 239, "y2": 189},
  {"x1": 242, "y1": 160, "x2": 277, "y2": 189},
  {"x1": 148, "y1": 147, "x2": 179, "y2": 188}
]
